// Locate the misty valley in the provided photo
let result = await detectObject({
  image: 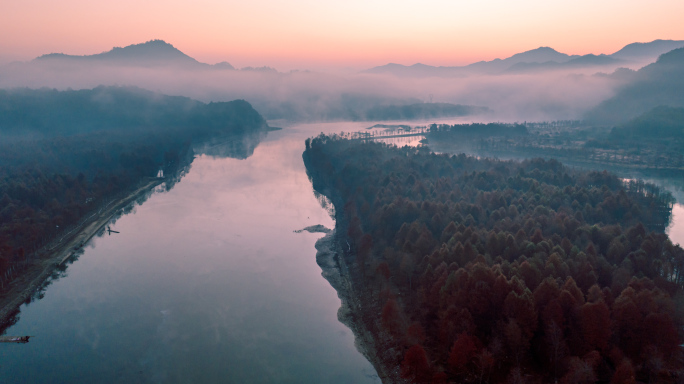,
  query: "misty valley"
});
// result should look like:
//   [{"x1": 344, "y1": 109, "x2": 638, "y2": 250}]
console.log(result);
[{"x1": 1, "y1": 39, "x2": 684, "y2": 384}]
